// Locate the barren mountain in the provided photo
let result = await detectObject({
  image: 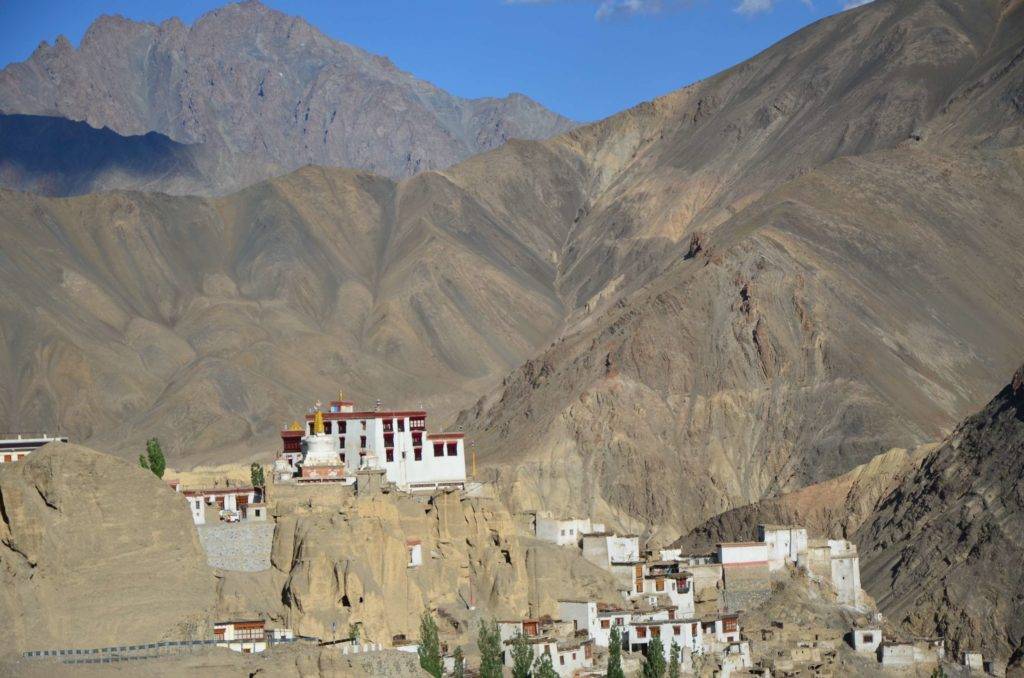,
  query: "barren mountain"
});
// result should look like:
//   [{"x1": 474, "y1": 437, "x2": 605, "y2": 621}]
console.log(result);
[
  {"x1": 0, "y1": 1, "x2": 573, "y2": 190},
  {"x1": 0, "y1": 444, "x2": 216, "y2": 654},
  {"x1": 0, "y1": 0, "x2": 1022, "y2": 539}
]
